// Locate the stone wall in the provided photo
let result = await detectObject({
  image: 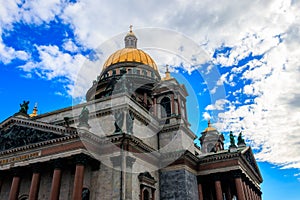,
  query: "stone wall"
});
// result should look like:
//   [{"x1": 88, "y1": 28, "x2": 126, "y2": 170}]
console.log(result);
[
  {"x1": 0, "y1": 176, "x2": 12, "y2": 199},
  {"x1": 90, "y1": 163, "x2": 113, "y2": 200},
  {"x1": 38, "y1": 170, "x2": 52, "y2": 199},
  {"x1": 159, "y1": 129, "x2": 195, "y2": 153},
  {"x1": 131, "y1": 157, "x2": 160, "y2": 200},
  {"x1": 59, "y1": 169, "x2": 74, "y2": 199},
  {"x1": 36, "y1": 95, "x2": 160, "y2": 150},
  {"x1": 160, "y1": 169, "x2": 198, "y2": 200}
]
